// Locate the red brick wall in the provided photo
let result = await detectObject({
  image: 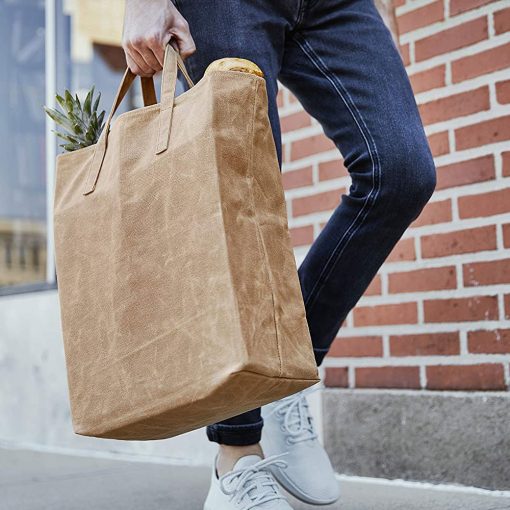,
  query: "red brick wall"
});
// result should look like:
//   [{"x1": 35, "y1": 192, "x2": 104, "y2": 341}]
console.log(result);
[{"x1": 278, "y1": 0, "x2": 510, "y2": 391}]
